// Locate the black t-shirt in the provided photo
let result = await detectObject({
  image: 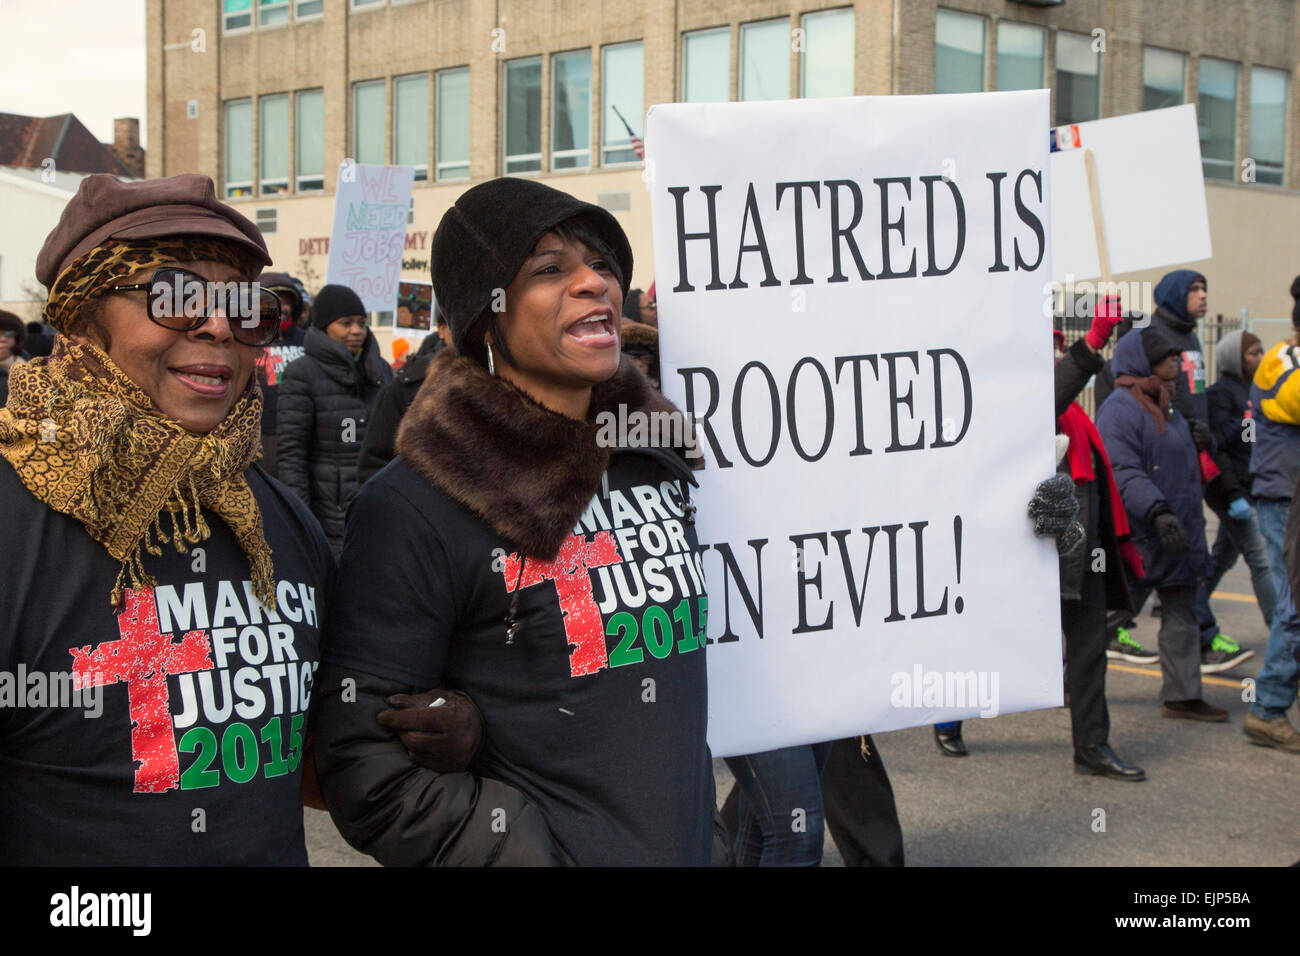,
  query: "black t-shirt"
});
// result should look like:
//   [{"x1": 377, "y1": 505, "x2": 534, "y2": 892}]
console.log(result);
[
  {"x1": 325, "y1": 453, "x2": 715, "y2": 866},
  {"x1": 0, "y1": 460, "x2": 333, "y2": 865},
  {"x1": 255, "y1": 325, "x2": 307, "y2": 435}
]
